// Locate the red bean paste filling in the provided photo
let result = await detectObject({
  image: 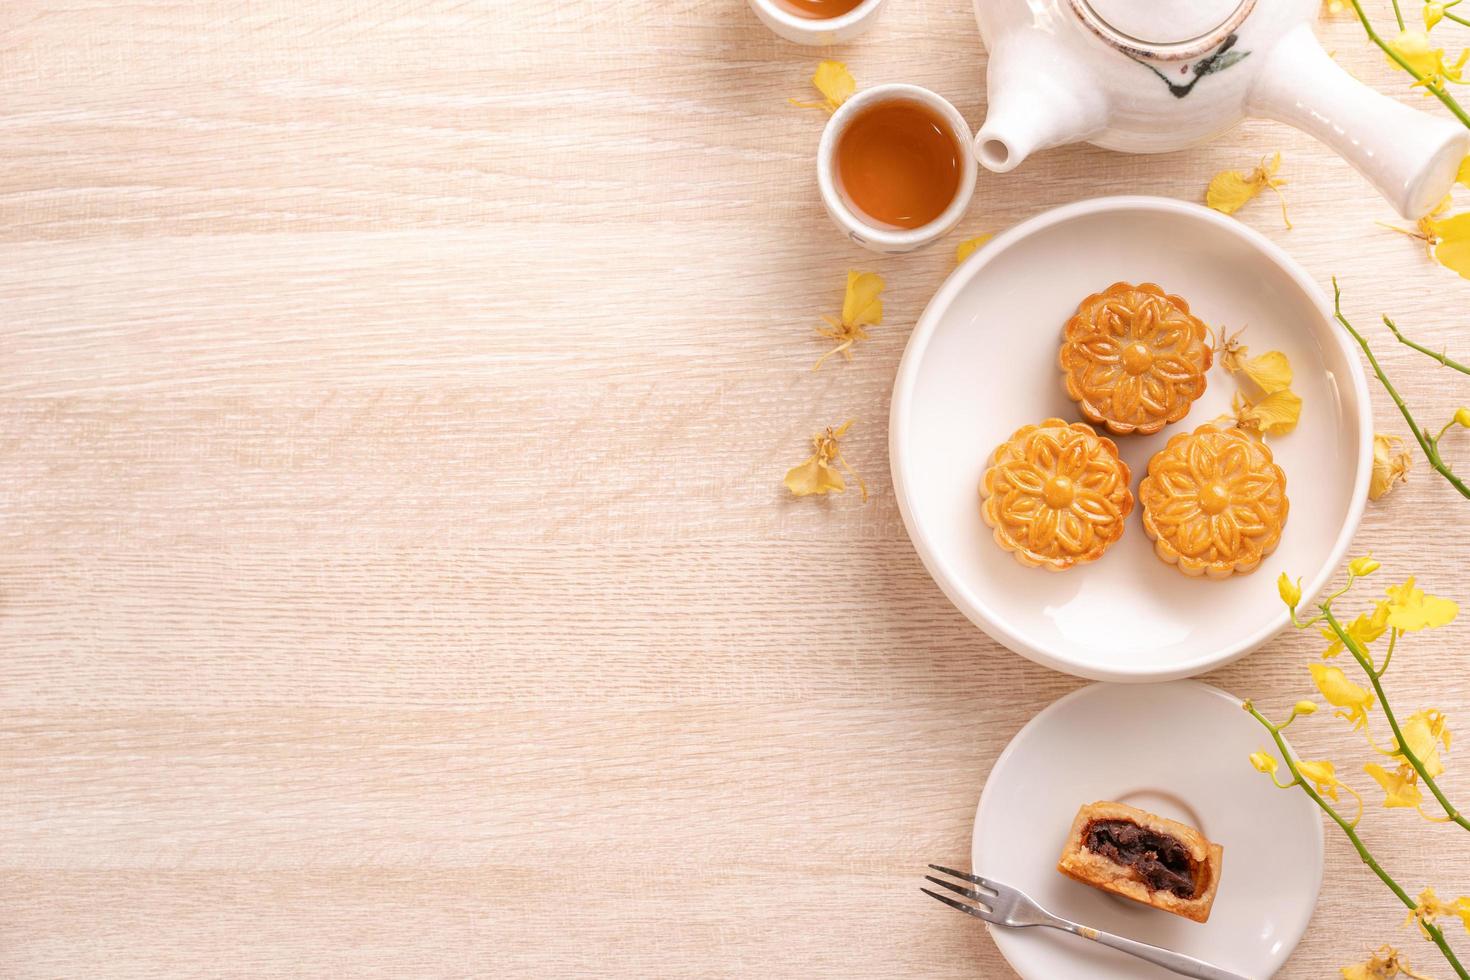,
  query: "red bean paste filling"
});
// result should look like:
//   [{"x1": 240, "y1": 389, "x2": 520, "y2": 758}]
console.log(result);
[{"x1": 1084, "y1": 820, "x2": 1199, "y2": 899}]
